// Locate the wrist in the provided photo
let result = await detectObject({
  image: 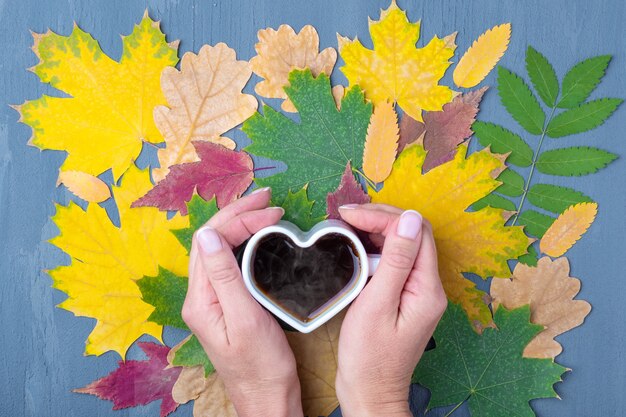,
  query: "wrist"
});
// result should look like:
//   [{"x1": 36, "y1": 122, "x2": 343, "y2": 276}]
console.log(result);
[{"x1": 228, "y1": 375, "x2": 303, "y2": 417}]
